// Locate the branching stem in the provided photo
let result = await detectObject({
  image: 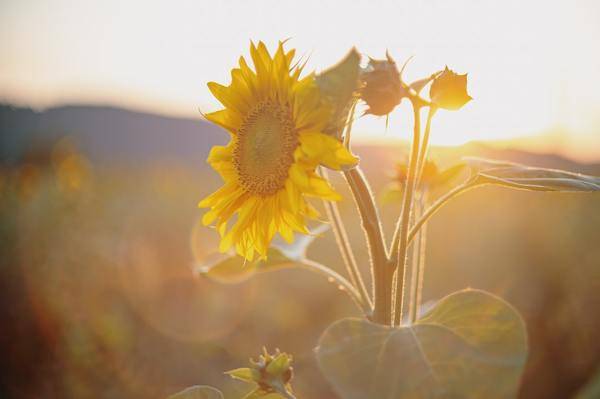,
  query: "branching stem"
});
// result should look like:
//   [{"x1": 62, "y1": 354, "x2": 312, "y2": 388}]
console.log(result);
[
  {"x1": 408, "y1": 193, "x2": 428, "y2": 324},
  {"x1": 415, "y1": 107, "x2": 437, "y2": 186},
  {"x1": 392, "y1": 101, "x2": 422, "y2": 326},
  {"x1": 343, "y1": 167, "x2": 390, "y2": 324}
]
